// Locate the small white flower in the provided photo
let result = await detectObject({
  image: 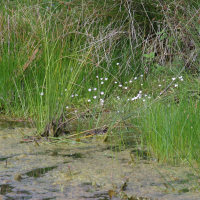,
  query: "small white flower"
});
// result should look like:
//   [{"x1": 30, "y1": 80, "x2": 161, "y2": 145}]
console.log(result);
[
  {"x1": 105, "y1": 78, "x2": 108, "y2": 81},
  {"x1": 100, "y1": 99, "x2": 104, "y2": 105},
  {"x1": 127, "y1": 98, "x2": 130, "y2": 101},
  {"x1": 134, "y1": 77, "x2": 137, "y2": 80},
  {"x1": 124, "y1": 87, "x2": 128, "y2": 89},
  {"x1": 75, "y1": 94, "x2": 78, "y2": 96},
  {"x1": 101, "y1": 81, "x2": 104, "y2": 84},
  {"x1": 101, "y1": 92, "x2": 104, "y2": 95},
  {"x1": 163, "y1": 79, "x2": 165, "y2": 81},
  {"x1": 172, "y1": 77, "x2": 176, "y2": 81},
  {"x1": 125, "y1": 82, "x2": 127, "y2": 84},
  {"x1": 117, "y1": 96, "x2": 120, "y2": 99},
  {"x1": 180, "y1": 78, "x2": 183, "y2": 81},
  {"x1": 100, "y1": 78, "x2": 103, "y2": 80},
  {"x1": 129, "y1": 80, "x2": 132, "y2": 83},
  {"x1": 71, "y1": 94, "x2": 74, "y2": 97},
  {"x1": 119, "y1": 84, "x2": 122, "y2": 87},
  {"x1": 66, "y1": 106, "x2": 69, "y2": 109},
  {"x1": 65, "y1": 89, "x2": 67, "y2": 91},
  {"x1": 144, "y1": 94, "x2": 147, "y2": 97},
  {"x1": 116, "y1": 63, "x2": 120, "y2": 65},
  {"x1": 148, "y1": 96, "x2": 151, "y2": 99},
  {"x1": 140, "y1": 75, "x2": 143, "y2": 77},
  {"x1": 143, "y1": 99, "x2": 145, "y2": 102},
  {"x1": 117, "y1": 111, "x2": 120, "y2": 113},
  {"x1": 174, "y1": 84, "x2": 178, "y2": 87},
  {"x1": 96, "y1": 76, "x2": 99, "y2": 78},
  {"x1": 139, "y1": 91, "x2": 142, "y2": 94},
  {"x1": 75, "y1": 110, "x2": 77, "y2": 113},
  {"x1": 141, "y1": 84, "x2": 143, "y2": 86},
  {"x1": 131, "y1": 97, "x2": 136, "y2": 101},
  {"x1": 87, "y1": 99, "x2": 91, "y2": 102},
  {"x1": 159, "y1": 84, "x2": 161, "y2": 87},
  {"x1": 93, "y1": 88, "x2": 97, "y2": 91},
  {"x1": 40, "y1": 92, "x2": 44, "y2": 96},
  {"x1": 179, "y1": 76, "x2": 182, "y2": 79},
  {"x1": 114, "y1": 81, "x2": 117, "y2": 84},
  {"x1": 93, "y1": 96, "x2": 97, "y2": 99},
  {"x1": 88, "y1": 88, "x2": 92, "y2": 92}
]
